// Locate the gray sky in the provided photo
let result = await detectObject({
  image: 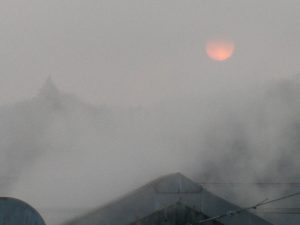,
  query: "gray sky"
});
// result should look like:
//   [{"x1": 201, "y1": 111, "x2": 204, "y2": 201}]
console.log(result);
[
  {"x1": 1, "y1": 0, "x2": 300, "y2": 106},
  {"x1": 2, "y1": 1, "x2": 300, "y2": 225}
]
